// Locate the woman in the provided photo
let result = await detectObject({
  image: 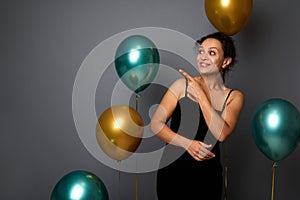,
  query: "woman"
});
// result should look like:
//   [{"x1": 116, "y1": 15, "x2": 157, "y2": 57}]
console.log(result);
[{"x1": 150, "y1": 32, "x2": 244, "y2": 199}]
